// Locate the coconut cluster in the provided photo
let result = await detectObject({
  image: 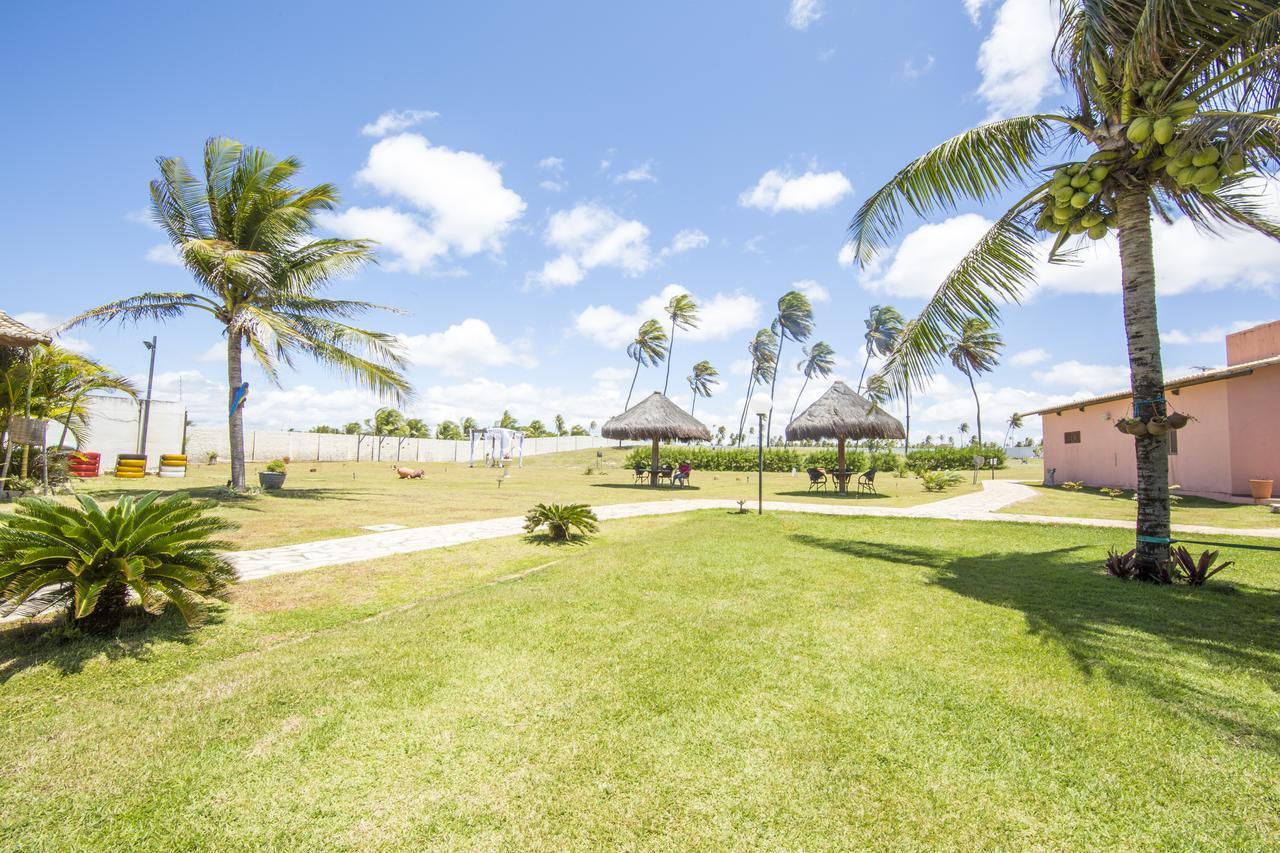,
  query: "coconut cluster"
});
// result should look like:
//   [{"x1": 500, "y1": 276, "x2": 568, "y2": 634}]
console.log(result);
[{"x1": 1036, "y1": 152, "x2": 1119, "y2": 239}]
